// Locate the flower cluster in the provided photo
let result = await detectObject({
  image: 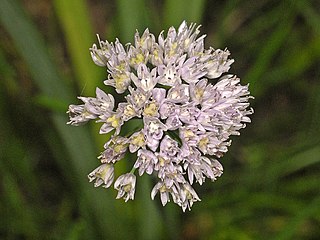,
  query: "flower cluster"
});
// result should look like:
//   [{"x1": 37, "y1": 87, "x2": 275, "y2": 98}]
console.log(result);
[{"x1": 67, "y1": 21, "x2": 253, "y2": 211}]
